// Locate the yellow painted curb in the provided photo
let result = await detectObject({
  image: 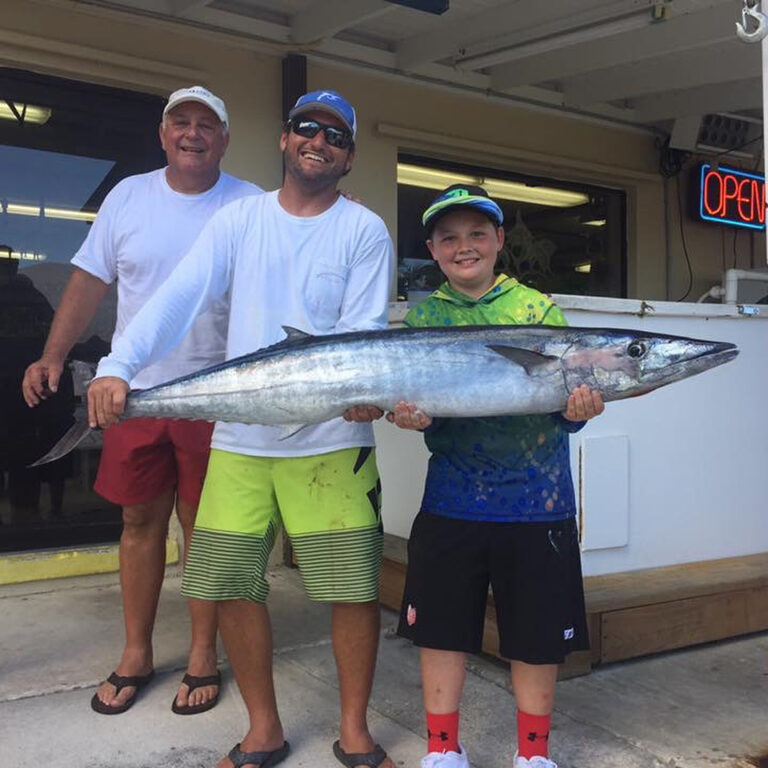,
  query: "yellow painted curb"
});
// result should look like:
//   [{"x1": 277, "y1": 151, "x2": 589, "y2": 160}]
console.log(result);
[{"x1": 0, "y1": 539, "x2": 179, "y2": 585}]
